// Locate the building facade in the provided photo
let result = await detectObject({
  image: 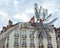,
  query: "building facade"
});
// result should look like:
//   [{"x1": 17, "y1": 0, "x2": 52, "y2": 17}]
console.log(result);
[
  {"x1": 0, "y1": 20, "x2": 58, "y2": 48},
  {"x1": 55, "y1": 27, "x2": 60, "y2": 48}
]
